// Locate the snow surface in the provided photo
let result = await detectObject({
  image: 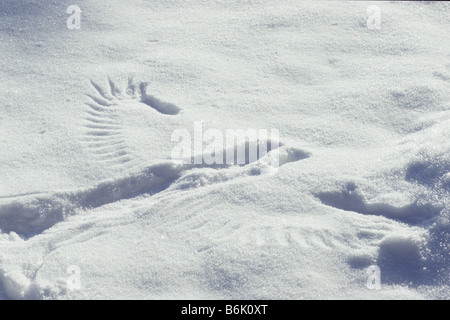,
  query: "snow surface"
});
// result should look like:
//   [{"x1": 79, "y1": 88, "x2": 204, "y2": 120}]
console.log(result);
[{"x1": 0, "y1": 0, "x2": 449, "y2": 299}]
